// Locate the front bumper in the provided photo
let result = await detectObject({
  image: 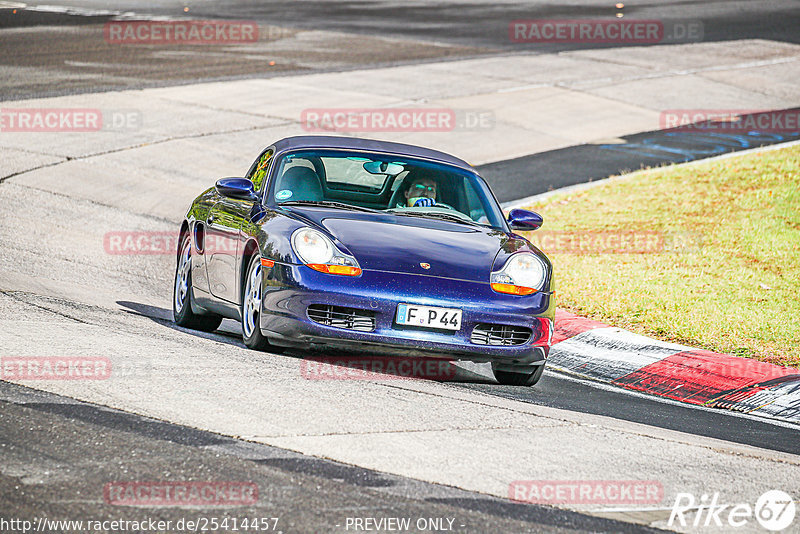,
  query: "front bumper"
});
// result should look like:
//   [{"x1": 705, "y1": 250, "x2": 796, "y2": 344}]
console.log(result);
[{"x1": 260, "y1": 263, "x2": 554, "y2": 366}]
